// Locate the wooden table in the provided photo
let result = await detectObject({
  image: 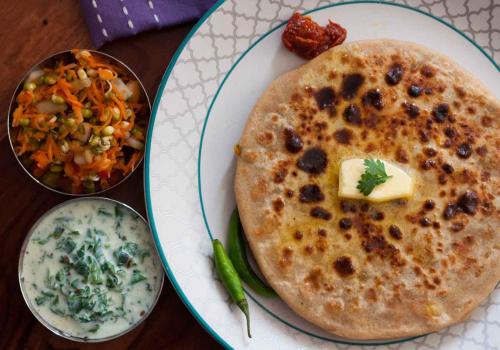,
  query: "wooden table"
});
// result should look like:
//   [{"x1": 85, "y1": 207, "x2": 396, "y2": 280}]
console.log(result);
[{"x1": 0, "y1": 1, "x2": 221, "y2": 349}]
